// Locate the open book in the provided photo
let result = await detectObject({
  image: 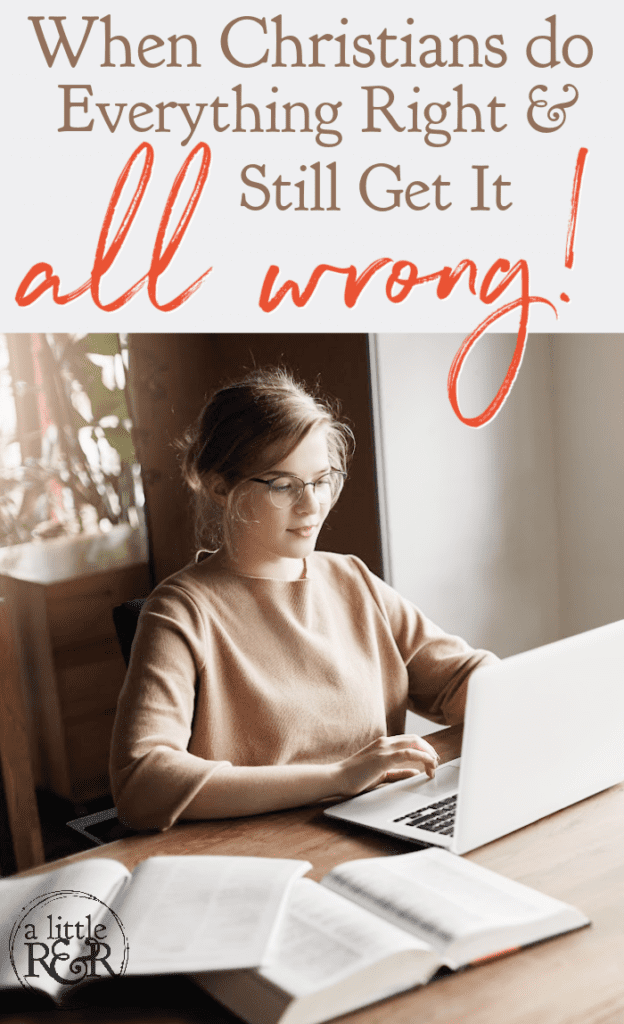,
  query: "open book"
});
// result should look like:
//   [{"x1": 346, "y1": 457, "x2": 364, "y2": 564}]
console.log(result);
[
  {"x1": 0, "y1": 855, "x2": 310, "y2": 1005},
  {"x1": 196, "y1": 848, "x2": 590, "y2": 1024}
]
